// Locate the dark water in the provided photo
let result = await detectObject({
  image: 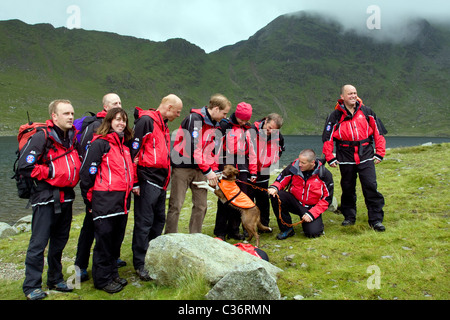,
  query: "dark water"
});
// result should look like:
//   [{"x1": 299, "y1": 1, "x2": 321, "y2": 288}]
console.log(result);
[{"x1": 1, "y1": 135, "x2": 449, "y2": 225}]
